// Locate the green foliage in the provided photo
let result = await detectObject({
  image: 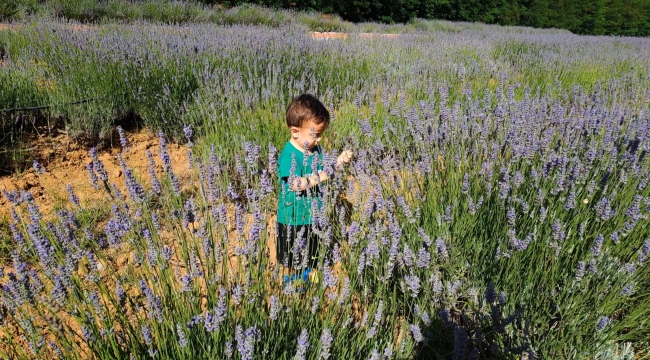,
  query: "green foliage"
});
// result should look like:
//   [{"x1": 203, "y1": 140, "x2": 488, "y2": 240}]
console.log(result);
[
  {"x1": 4, "y1": 0, "x2": 650, "y2": 36},
  {"x1": 0, "y1": 0, "x2": 20, "y2": 21}
]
